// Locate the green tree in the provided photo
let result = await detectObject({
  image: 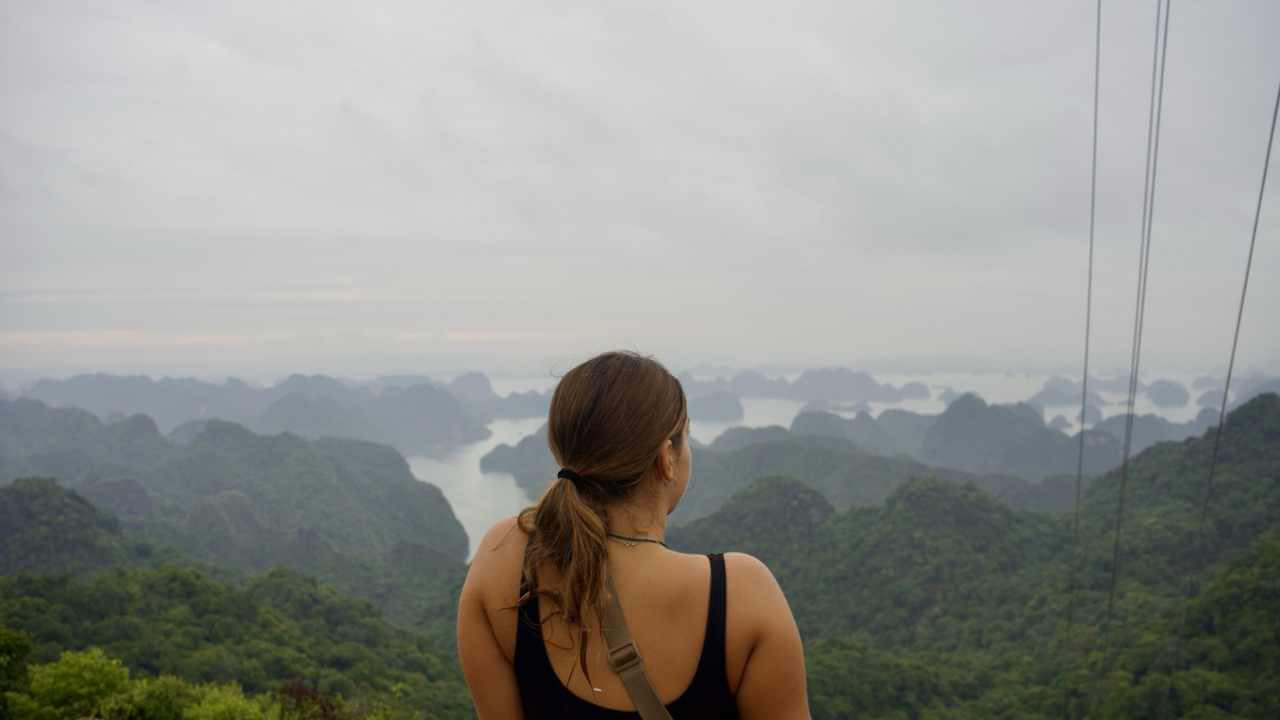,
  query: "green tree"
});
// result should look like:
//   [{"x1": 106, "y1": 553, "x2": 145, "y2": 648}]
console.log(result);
[
  {"x1": 182, "y1": 683, "x2": 268, "y2": 720},
  {"x1": 4, "y1": 647, "x2": 128, "y2": 720},
  {"x1": 100, "y1": 674, "x2": 199, "y2": 720},
  {"x1": 0, "y1": 627, "x2": 33, "y2": 720}
]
